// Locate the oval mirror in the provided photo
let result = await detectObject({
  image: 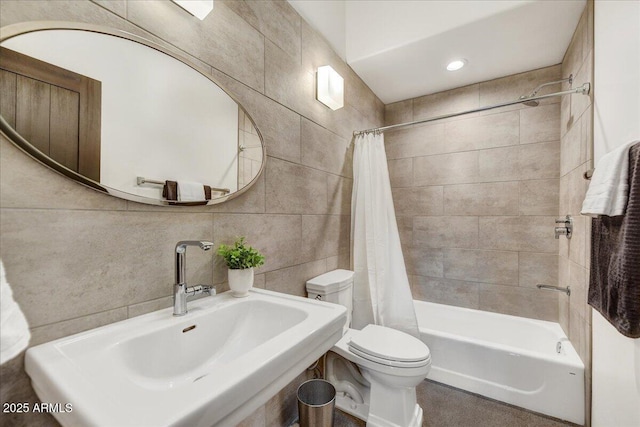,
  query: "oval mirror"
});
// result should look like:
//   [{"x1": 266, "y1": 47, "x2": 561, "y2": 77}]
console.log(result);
[{"x1": 0, "y1": 22, "x2": 265, "y2": 206}]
